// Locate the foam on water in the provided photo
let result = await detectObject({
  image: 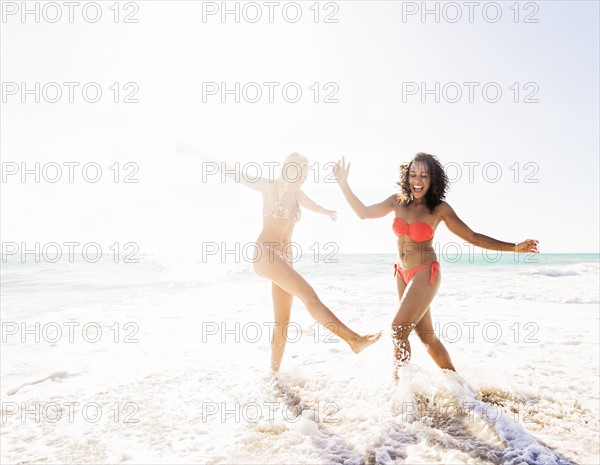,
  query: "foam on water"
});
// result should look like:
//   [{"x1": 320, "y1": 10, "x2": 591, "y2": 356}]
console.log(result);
[{"x1": 1, "y1": 253, "x2": 598, "y2": 463}]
